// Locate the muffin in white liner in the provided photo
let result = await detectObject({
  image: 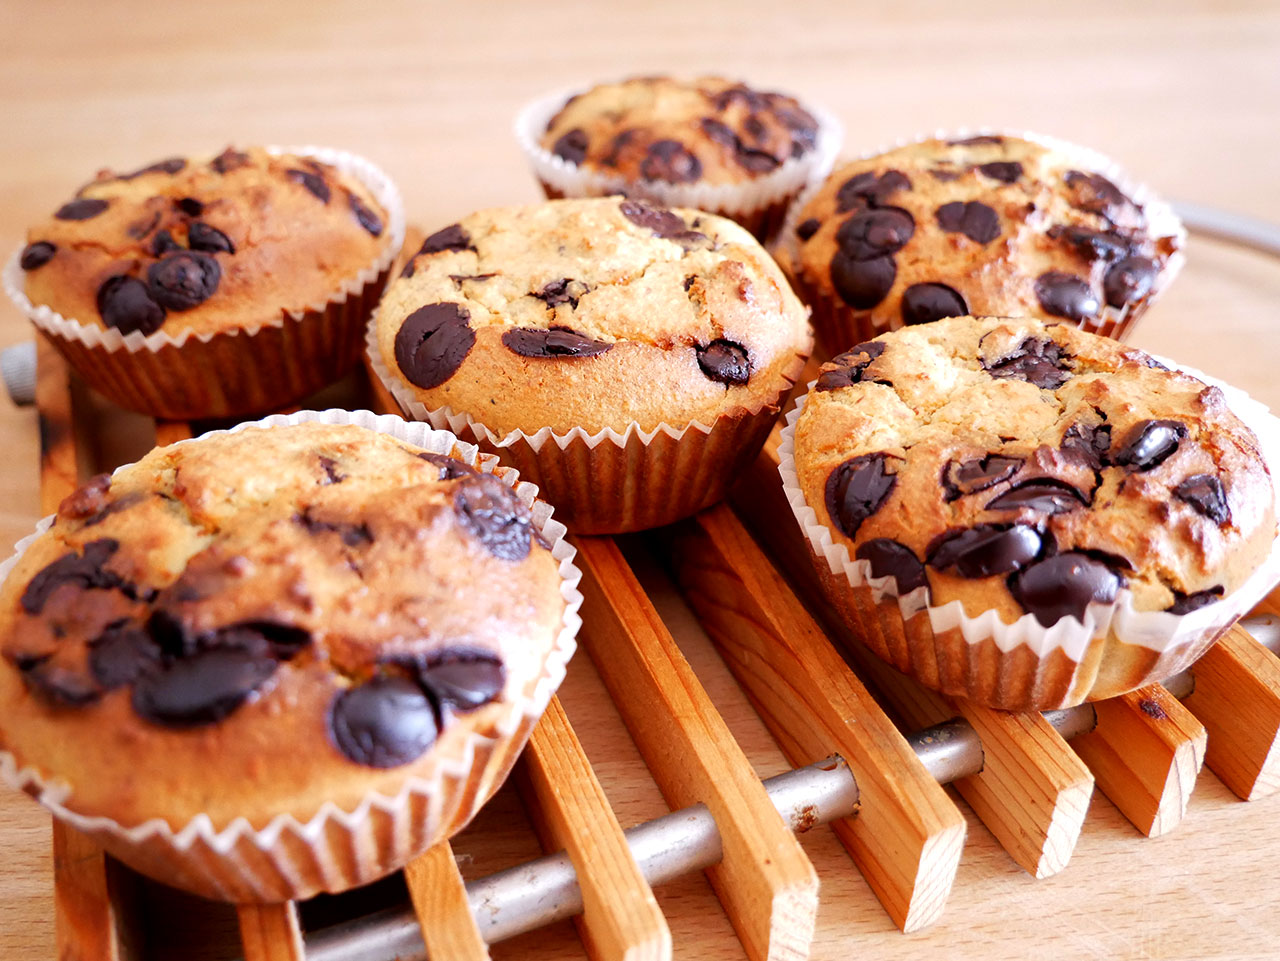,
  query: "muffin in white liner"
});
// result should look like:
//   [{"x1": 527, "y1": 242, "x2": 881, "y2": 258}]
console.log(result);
[
  {"x1": 779, "y1": 320, "x2": 1280, "y2": 712},
  {"x1": 515, "y1": 77, "x2": 843, "y2": 243},
  {"x1": 775, "y1": 128, "x2": 1185, "y2": 355},
  {"x1": 4, "y1": 146, "x2": 406, "y2": 419},
  {"x1": 0, "y1": 409, "x2": 582, "y2": 903}
]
